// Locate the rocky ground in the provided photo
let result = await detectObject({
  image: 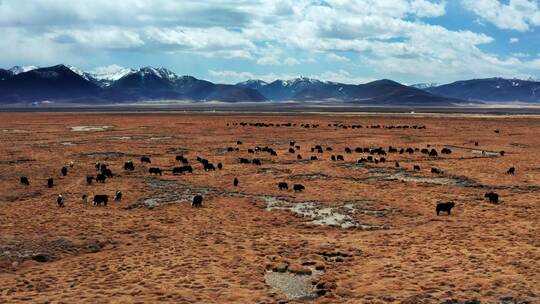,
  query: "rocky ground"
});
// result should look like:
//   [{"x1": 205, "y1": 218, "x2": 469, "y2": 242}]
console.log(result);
[{"x1": 0, "y1": 112, "x2": 538, "y2": 303}]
